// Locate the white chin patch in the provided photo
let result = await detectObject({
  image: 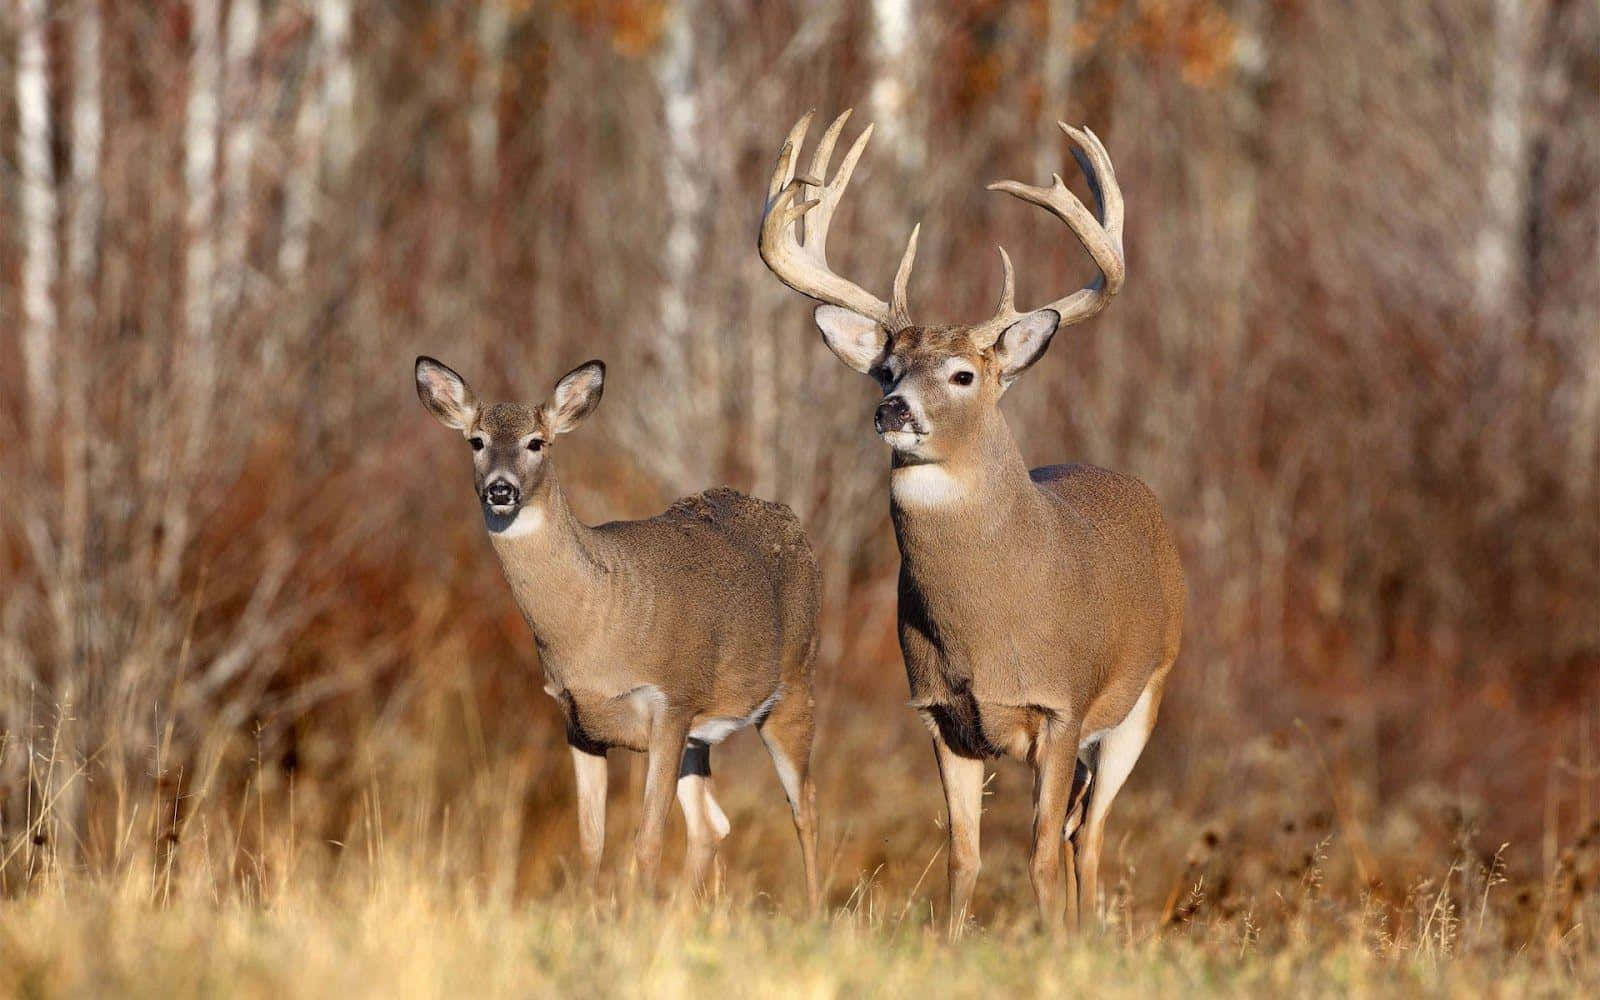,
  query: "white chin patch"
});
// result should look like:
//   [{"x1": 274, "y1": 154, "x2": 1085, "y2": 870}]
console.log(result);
[
  {"x1": 490, "y1": 506, "x2": 544, "y2": 538},
  {"x1": 879, "y1": 429, "x2": 925, "y2": 453},
  {"x1": 891, "y1": 464, "x2": 964, "y2": 507}
]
